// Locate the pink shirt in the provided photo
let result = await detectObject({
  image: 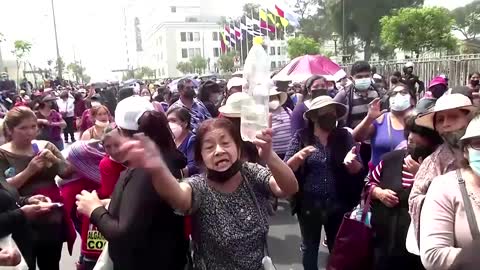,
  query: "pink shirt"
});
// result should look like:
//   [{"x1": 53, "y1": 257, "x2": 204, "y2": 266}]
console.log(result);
[{"x1": 420, "y1": 171, "x2": 480, "y2": 270}]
